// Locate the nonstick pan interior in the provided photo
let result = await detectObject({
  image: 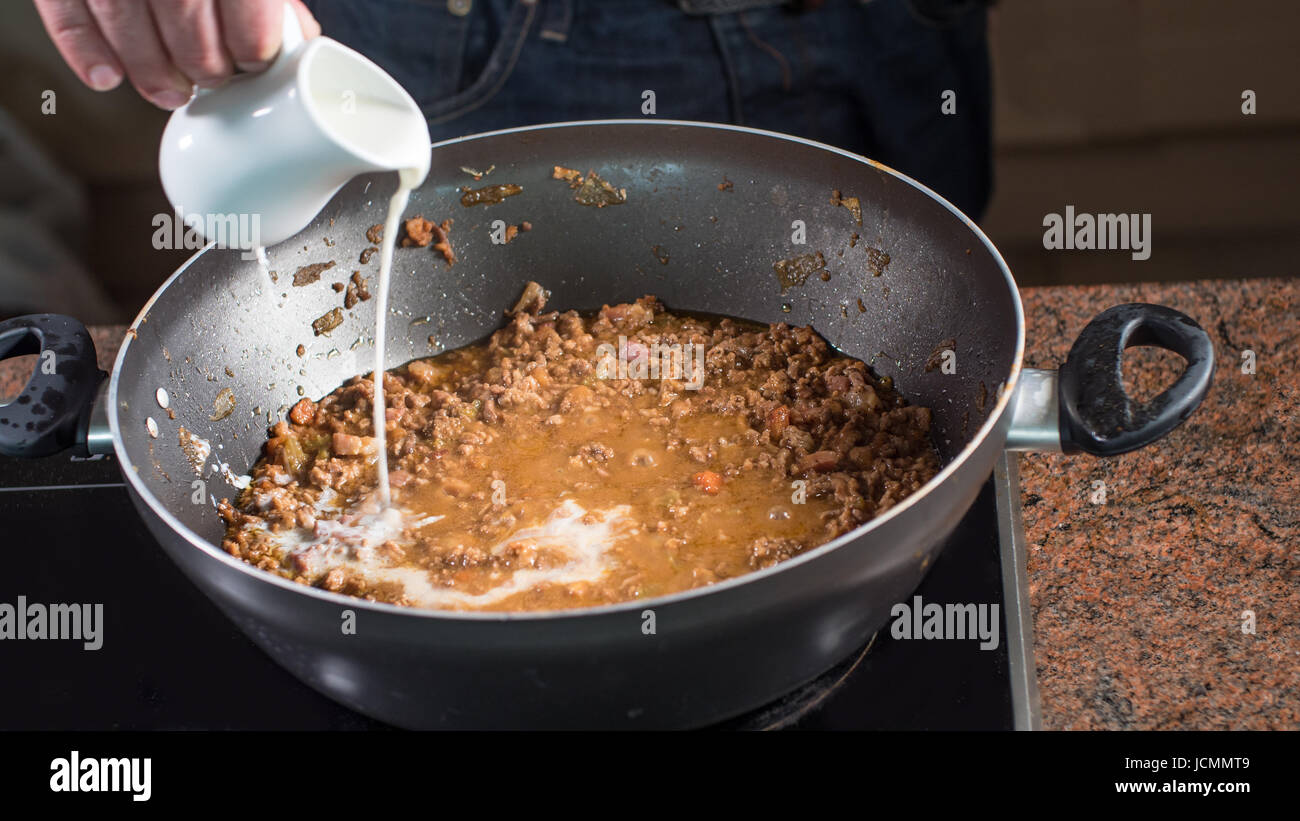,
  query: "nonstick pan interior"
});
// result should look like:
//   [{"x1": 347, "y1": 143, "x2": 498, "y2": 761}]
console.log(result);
[{"x1": 113, "y1": 121, "x2": 1019, "y2": 550}]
